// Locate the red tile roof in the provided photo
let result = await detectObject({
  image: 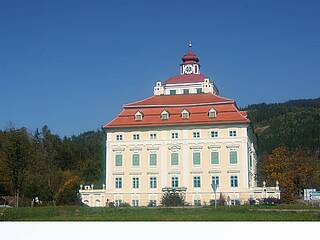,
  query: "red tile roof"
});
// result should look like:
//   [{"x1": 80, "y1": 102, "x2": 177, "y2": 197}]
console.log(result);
[
  {"x1": 125, "y1": 93, "x2": 233, "y2": 107},
  {"x1": 164, "y1": 73, "x2": 207, "y2": 84},
  {"x1": 103, "y1": 93, "x2": 249, "y2": 129}
]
